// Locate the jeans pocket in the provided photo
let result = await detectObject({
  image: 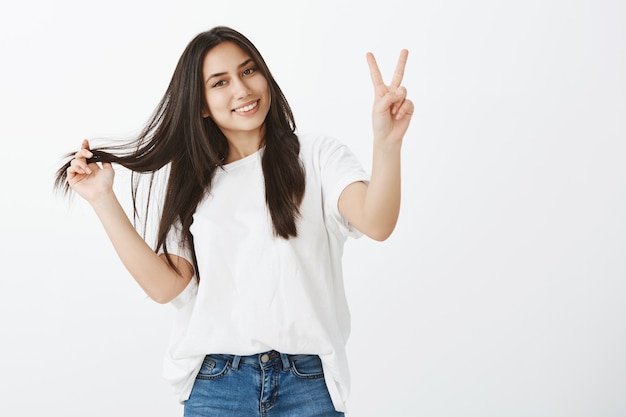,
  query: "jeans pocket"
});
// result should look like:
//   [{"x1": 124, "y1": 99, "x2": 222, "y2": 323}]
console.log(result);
[
  {"x1": 196, "y1": 354, "x2": 231, "y2": 380},
  {"x1": 290, "y1": 355, "x2": 325, "y2": 380}
]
